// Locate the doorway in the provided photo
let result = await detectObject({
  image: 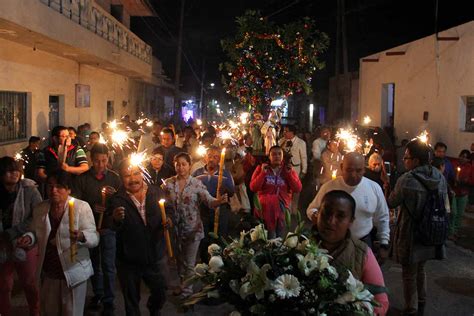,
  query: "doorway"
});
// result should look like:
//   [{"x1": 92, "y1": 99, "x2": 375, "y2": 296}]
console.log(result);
[
  {"x1": 49, "y1": 96, "x2": 60, "y2": 131},
  {"x1": 381, "y1": 83, "x2": 395, "y2": 128}
]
